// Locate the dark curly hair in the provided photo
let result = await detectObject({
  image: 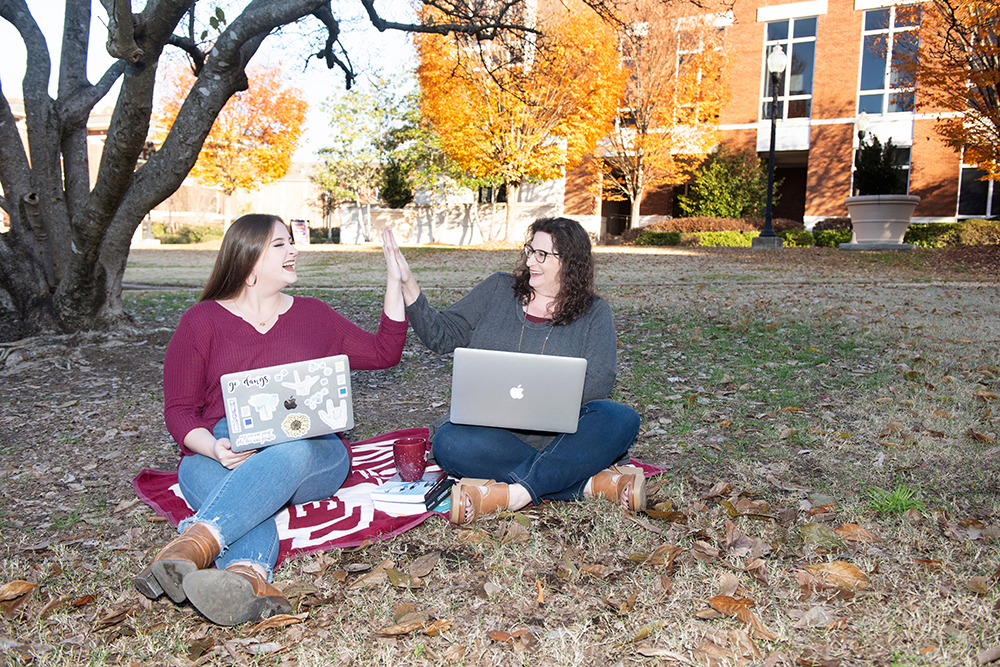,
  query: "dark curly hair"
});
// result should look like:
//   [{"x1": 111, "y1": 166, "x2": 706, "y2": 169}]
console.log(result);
[
  {"x1": 199, "y1": 214, "x2": 290, "y2": 302},
  {"x1": 511, "y1": 217, "x2": 597, "y2": 326}
]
